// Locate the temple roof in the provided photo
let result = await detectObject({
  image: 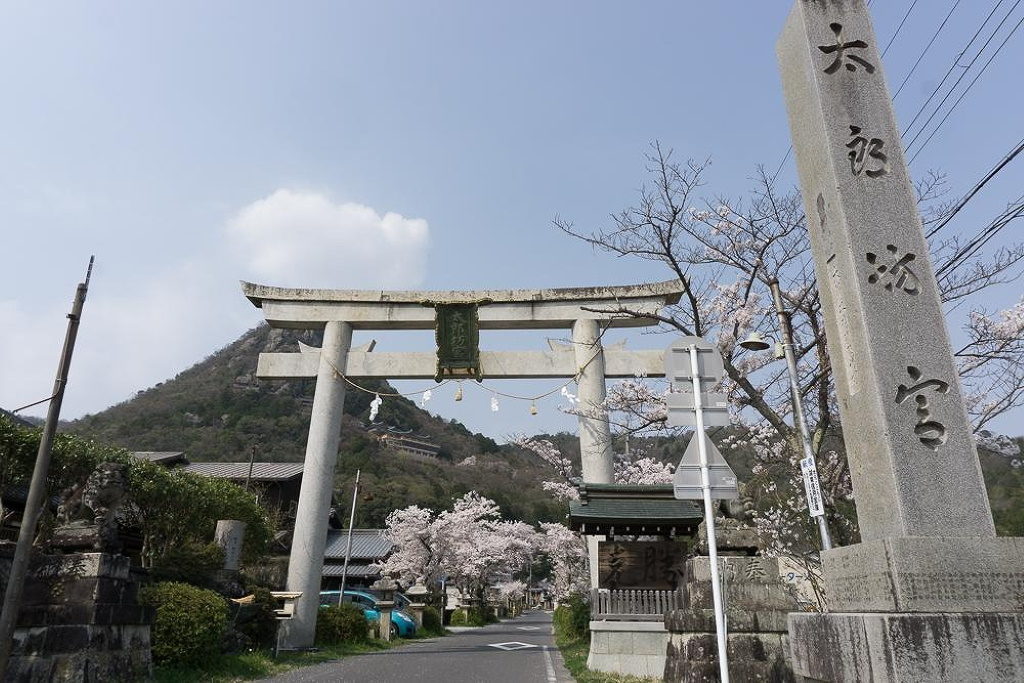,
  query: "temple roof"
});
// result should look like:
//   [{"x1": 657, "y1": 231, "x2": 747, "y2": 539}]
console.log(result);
[{"x1": 568, "y1": 483, "x2": 703, "y2": 536}]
